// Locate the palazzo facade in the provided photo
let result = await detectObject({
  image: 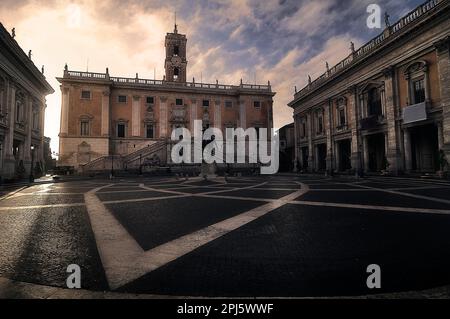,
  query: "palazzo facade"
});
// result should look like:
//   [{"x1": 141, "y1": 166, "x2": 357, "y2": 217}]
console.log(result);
[
  {"x1": 57, "y1": 25, "x2": 275, "y2": 172},
  {"x1": 0, "y1": 23, "x2": 54, "y2": 181},
  {"x1": 288, "y1": 0, "x2": 450, "y2": 175}
]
